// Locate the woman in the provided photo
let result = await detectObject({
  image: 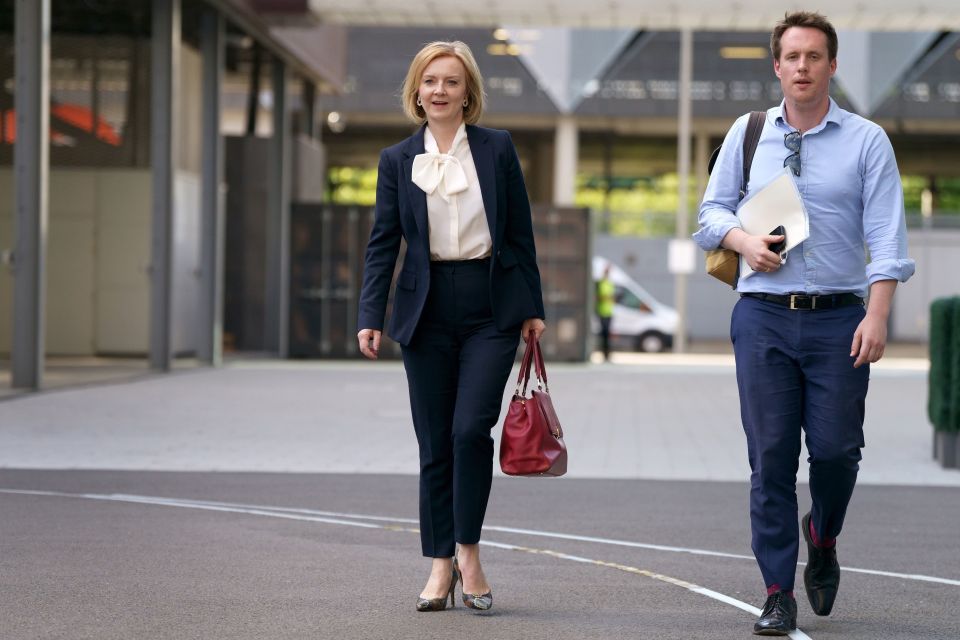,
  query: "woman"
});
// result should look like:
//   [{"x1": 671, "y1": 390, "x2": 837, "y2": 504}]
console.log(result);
[{"x1": 356, "y1": 41, "x2": 546, "y2": 612}]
